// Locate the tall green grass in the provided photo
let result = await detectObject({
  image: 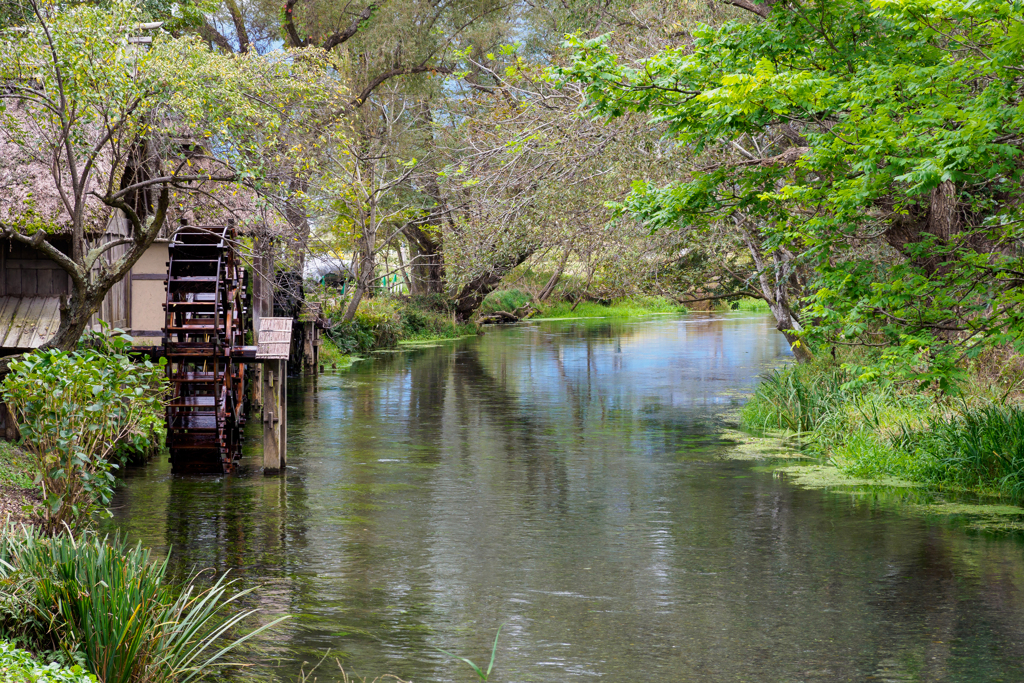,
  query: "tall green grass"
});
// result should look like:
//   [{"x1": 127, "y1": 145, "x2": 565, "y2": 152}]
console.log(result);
[
  {"x1": 740, "y1": 365, "x2": 853, "y2": 433},
  {"x1": 0, "y1": 530, "x2": 286, "y2": 683},
  {"x1": 743, "y1": 361, "x2": 1024, "y2": 498},
  {"x1": 894, "y1": 406, "x2": 1024, "y2": 497}
]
